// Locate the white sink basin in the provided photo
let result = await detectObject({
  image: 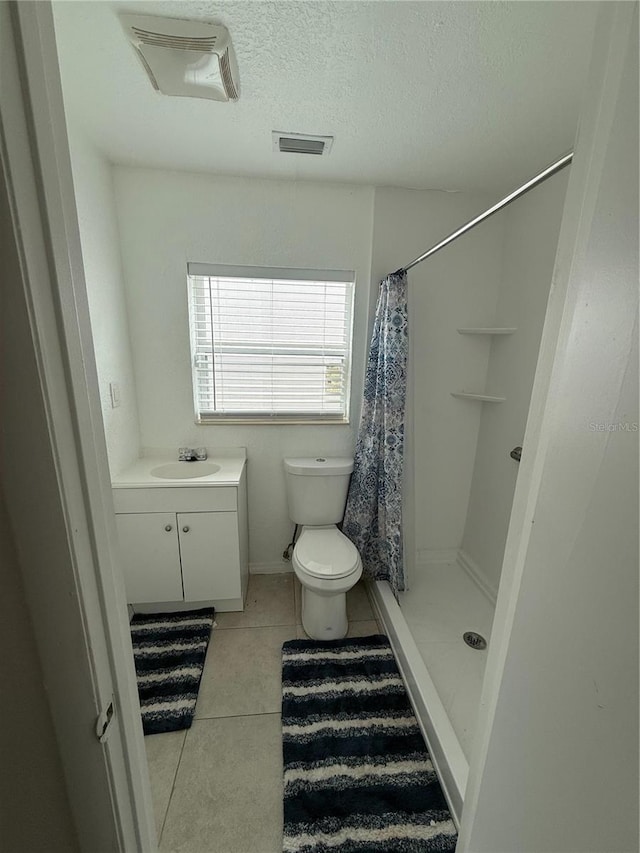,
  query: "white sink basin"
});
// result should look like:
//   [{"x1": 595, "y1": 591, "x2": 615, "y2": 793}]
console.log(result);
[{"x1": 150, "y1": 462, "x2": 221, "y2": 480}]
